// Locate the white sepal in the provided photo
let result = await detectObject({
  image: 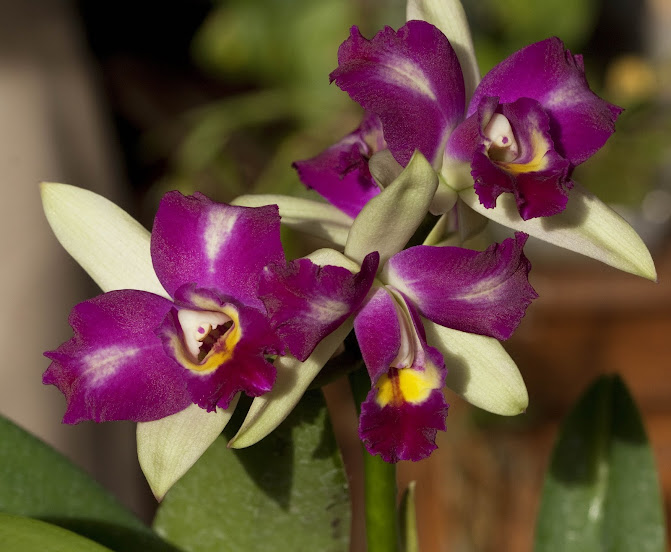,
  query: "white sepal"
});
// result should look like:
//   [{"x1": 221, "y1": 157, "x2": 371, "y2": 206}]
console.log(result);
[
  {"x1": 137, "y1": 399, "x2": 238, "y2": 501},
  {"x1": 459, "y1": 184, "x2": 657, "y2": 281},
  {"x1": 232, "y1": 194, "x2": 354, "y2": 247},
  {"x1": 40, "y1": 183, "x2": 167, "y2": 297},
  {"x1": 406, "y1": 0, "x2": 480, "y2": 100},
  {"x1": 424, "y1": 320, "x2": 528, "y2": 415},
  {"x1": 345, "y1": 151, "x2": 437, "y2": 267},
  {"x1": 228, "y1": 320, "x2": 353, "y2": 449}
]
